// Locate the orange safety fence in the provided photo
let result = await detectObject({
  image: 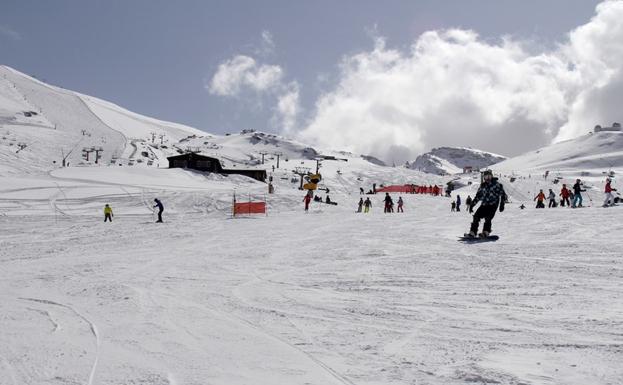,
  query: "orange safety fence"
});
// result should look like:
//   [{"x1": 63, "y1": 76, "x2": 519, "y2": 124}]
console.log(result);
[{"x1": 233, "y1": 201, "x2": 266, "y2": 215}]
